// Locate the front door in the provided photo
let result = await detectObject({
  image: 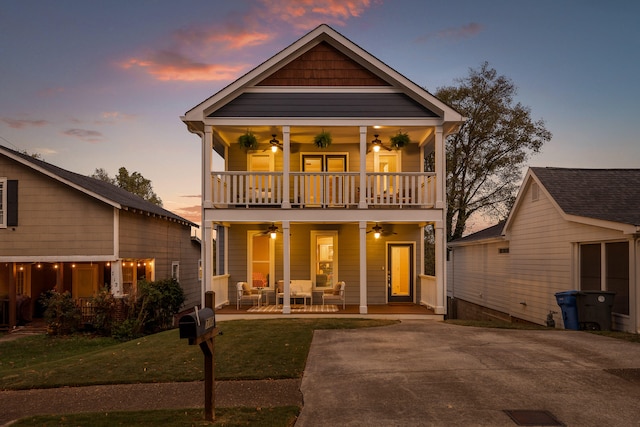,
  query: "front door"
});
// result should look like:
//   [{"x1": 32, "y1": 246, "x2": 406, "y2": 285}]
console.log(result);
[{"x1": 388, "y1": 243, "x2": 413, "y2": 303}]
